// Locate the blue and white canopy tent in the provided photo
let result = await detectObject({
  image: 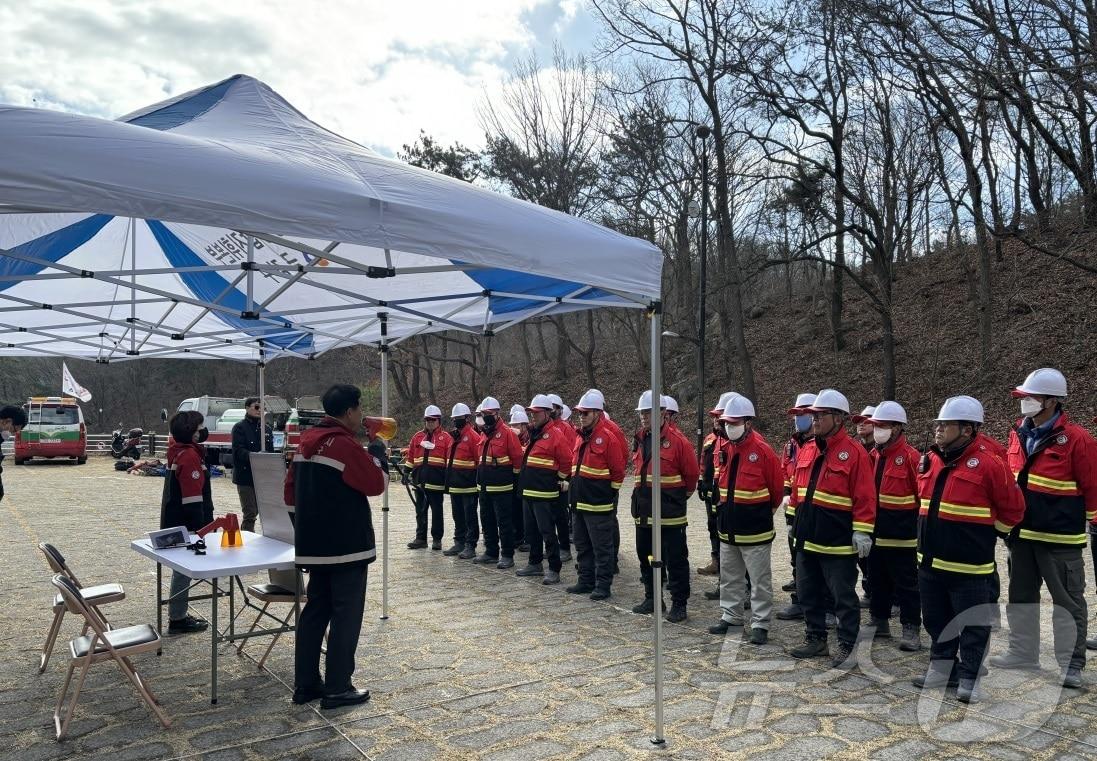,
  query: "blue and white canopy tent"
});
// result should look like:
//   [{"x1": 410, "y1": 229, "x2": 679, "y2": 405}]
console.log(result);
[{"x1": 0, "y1": 75, "x2": 675, "y2": 742}]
